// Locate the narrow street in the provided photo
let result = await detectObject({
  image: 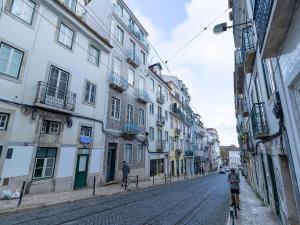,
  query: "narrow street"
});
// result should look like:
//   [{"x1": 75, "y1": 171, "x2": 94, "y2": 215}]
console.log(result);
[{"x1": 0, "y1": 175, "x2": 229, "y2": 225}]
